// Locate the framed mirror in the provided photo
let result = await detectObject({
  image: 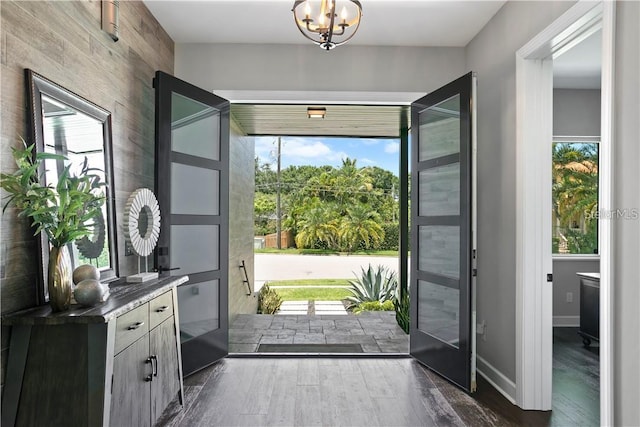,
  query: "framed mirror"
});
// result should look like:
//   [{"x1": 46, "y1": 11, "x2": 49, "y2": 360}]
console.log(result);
[{"x1": 26, "y1": 69, "x2": 119, "y2": 304}]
